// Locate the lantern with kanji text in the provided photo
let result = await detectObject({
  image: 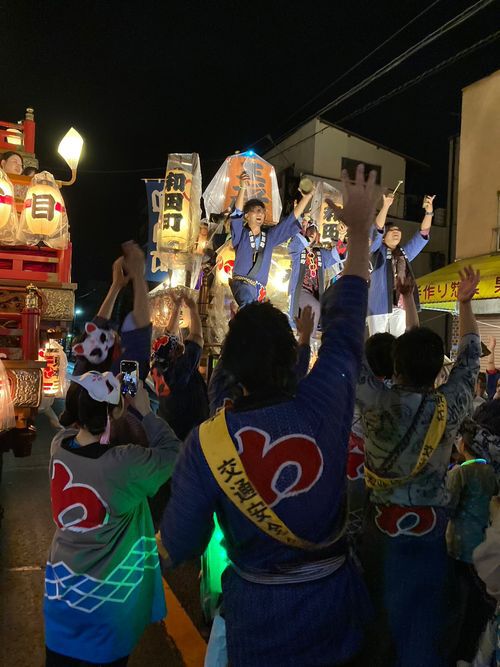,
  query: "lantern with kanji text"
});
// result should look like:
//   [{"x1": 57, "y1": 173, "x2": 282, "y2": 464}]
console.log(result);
[
  {"x1": 158, "y1": 153, "x2": 202, "y2": 253},
  {"x1": 18, "y1": 171, "x2": 69, "y2": 248},
  {"x1": 203, "y1": 151, "x2": 282, "y2": 224}
]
